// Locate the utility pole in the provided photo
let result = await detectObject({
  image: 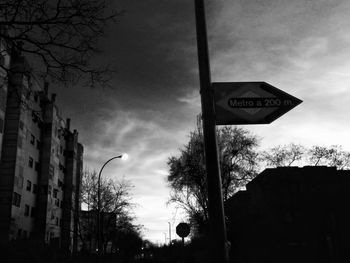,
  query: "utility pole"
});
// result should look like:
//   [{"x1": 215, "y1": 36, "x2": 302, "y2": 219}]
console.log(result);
[{"x1": 194, "y1": 0, "x2": 229, "y2": 262}]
